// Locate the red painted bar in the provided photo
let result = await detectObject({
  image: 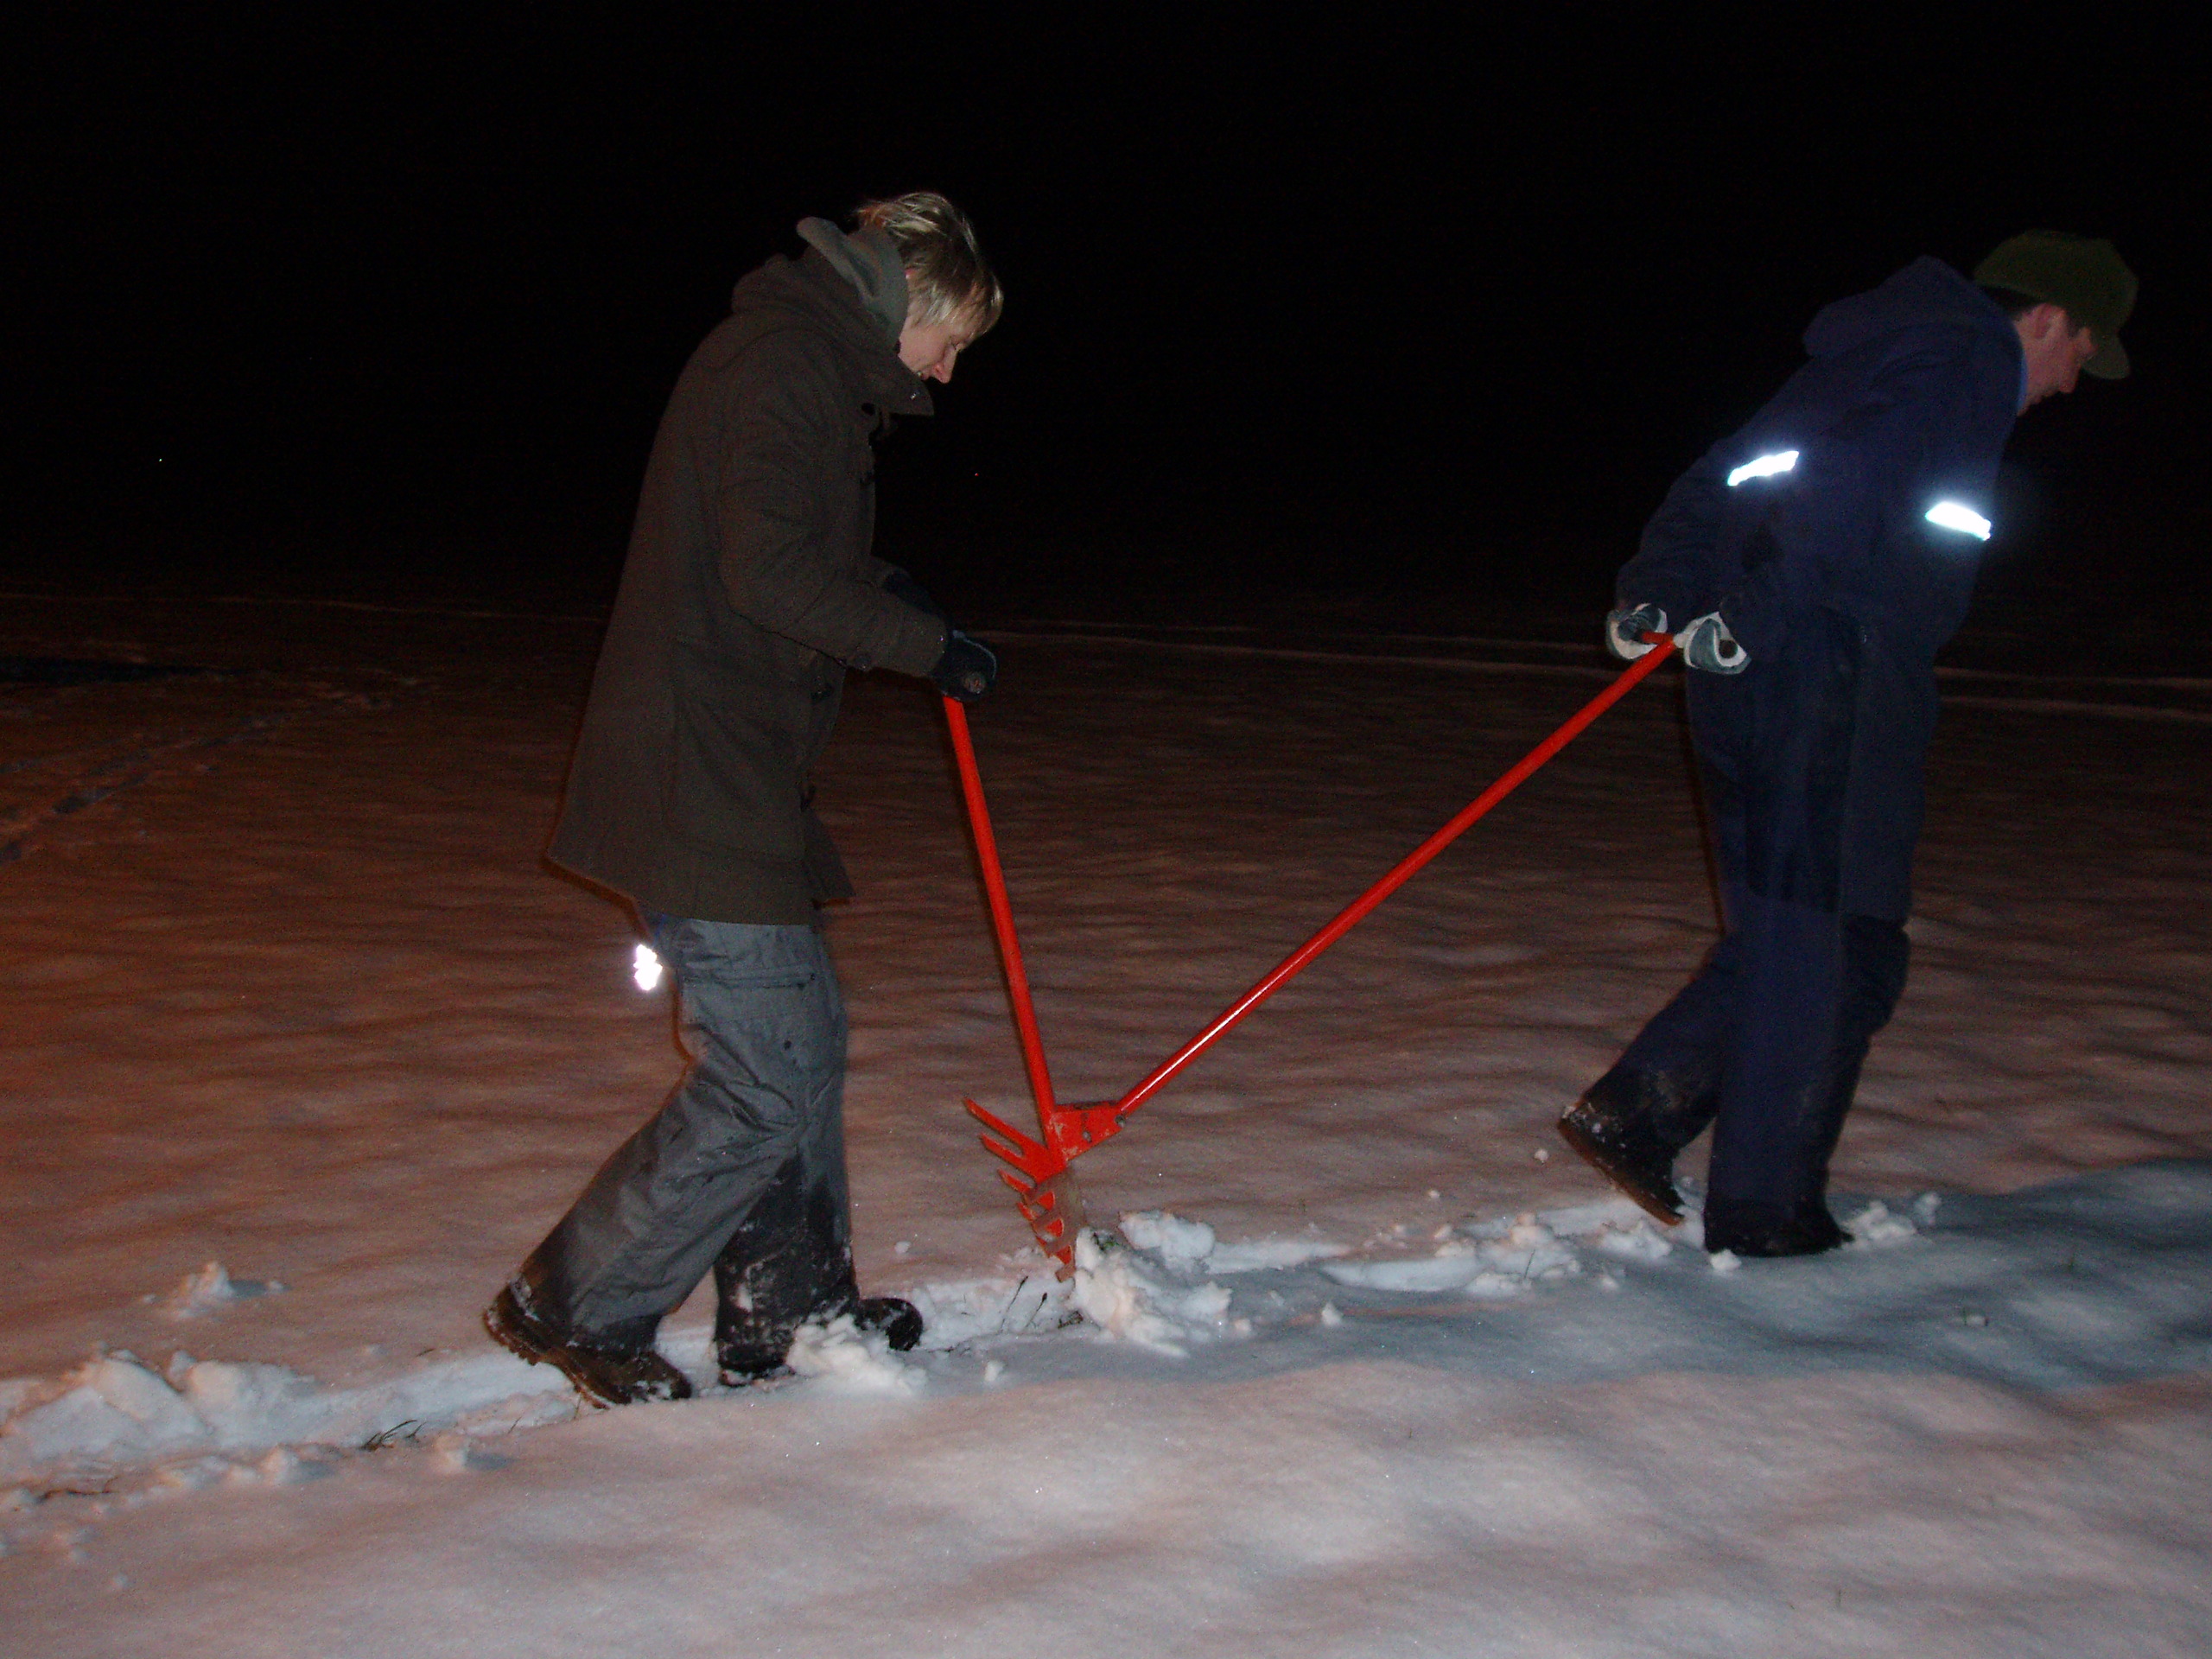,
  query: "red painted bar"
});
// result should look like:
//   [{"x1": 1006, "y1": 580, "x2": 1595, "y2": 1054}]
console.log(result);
[
  {"x1": 943, "y1": 697, "x2": 1061, "y2": 1129},
  {"x1": 1106, "y1": 637, "x2": 1681, "y2": 1120}
]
